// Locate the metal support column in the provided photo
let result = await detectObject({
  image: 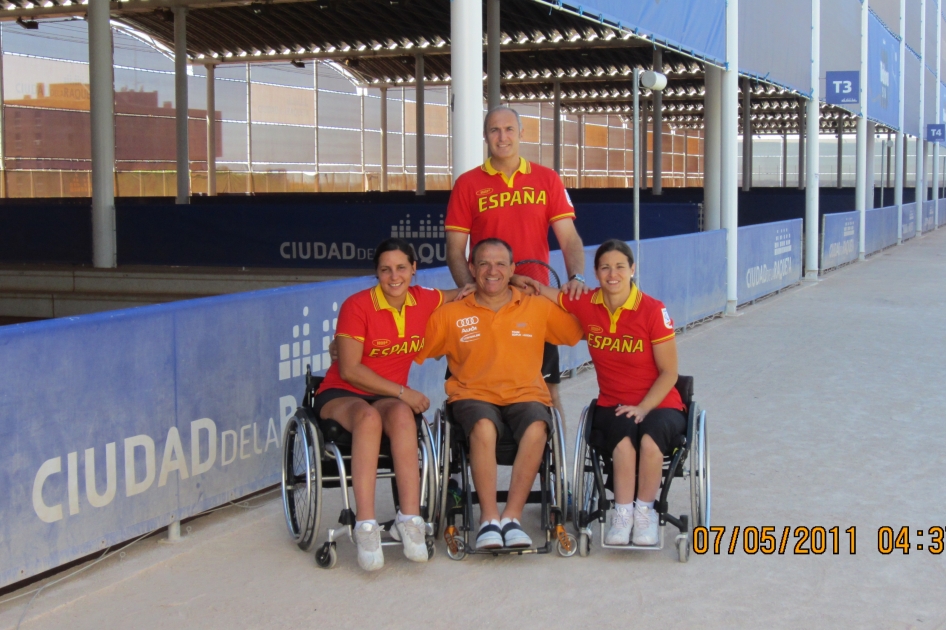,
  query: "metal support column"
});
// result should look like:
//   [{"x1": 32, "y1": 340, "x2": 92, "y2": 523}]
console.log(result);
[
  {"x1": 856, "y1": 0, "x2": 868, "y2": 258},
  {"x1": 798, "y1": 101, "x2": 806, "y2": 189},
  {"x1": 916, "y1": 0, "x2": 926, "y2": 235},
  {"x1": 380, "y1": 87, "x2": 388, "y2": 192},
  {"x1": 703, "y1": 64, "x2": 722, "y2": 230},
  {"x1": 0, "y1": 29, "x2": 6, "y2": 198},
  {"x1": 934, "y1": 0, "x2": 942, "y2": 228},
  {"x1": 206, "y1": 64, "x2": 216, "y2": 196},
  {"x1": 633, "y1": 68, "x2": 641, "y2": 241},
  {"x1": 722, "y1": 0, "x2": 739, "y2": 314},
  {"x1": 653, "y1": 48, "x2": 663, "y2": 194},
  {"x1": 487, "y1": 0, "x2": 501, "y2": 112},
  {"x1": 553, "y1": 81, "x2": 562, "y2": 174},
  {"x1": 451, "y1": 0, "x2": 483, "y2": 182},
  {"x1": 174, "y1": 6, "x2": 189, "y2": 204},
  {"x1": 895, "y1": 0, "x2": 906, "y2": 243},
  {"x1": 805, "y1": 0, "x2": 821, "y2": 281},
  {"x1": 89, "y1": 0, "x2": 116, "y2": 267},
  {"x1": 742, "y1": 76, "x2": 751, "y2": 191},
  {"x1": 866, "y1": 122, "x2": 876, "y2": 210},
  {"x1": 577, "y1": 113, "x2": 584, "y2": 188},
  {"x1": 837, "y1": 117, "x2": 844, "y2": 188},
  {"x1": 415, "y1": 53, "x2": 425, "y2": 195},
  {"x1": 782, "y1": 129, "x2": 788, "y2": 187}
]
